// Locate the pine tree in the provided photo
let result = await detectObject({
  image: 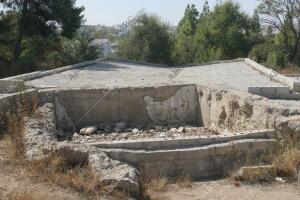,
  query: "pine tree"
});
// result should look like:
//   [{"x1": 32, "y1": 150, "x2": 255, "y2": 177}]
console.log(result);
[
  {"x1": 0, "y1": 0, "x2": 84, "y2": 61},
  {"x1": 173, "y1": 4, "x2": 199, "y2": 64}
]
